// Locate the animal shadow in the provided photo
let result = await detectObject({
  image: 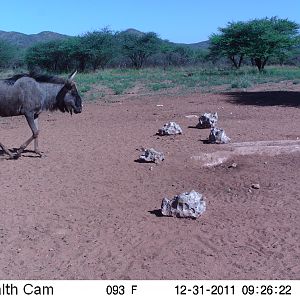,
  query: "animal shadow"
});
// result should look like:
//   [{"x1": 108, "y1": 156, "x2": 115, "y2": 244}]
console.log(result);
[{"x1": 0, "y1": 147, "x2": 42, "y2": 159}]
